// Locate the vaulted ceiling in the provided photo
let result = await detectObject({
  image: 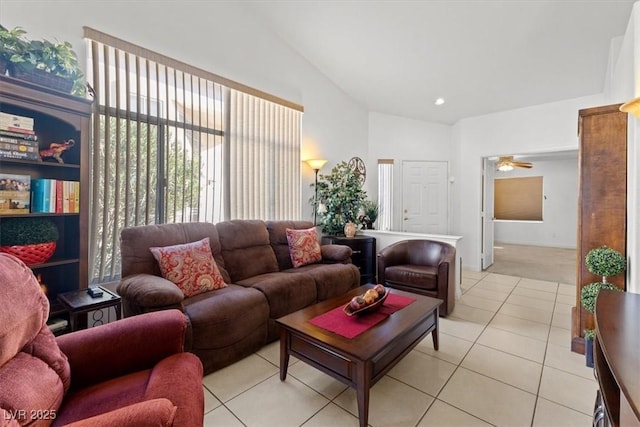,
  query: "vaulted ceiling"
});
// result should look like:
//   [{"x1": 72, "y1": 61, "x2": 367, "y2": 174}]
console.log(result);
[{"x1": 247, "y1": 1, "x2": 636, "y2": 124}]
